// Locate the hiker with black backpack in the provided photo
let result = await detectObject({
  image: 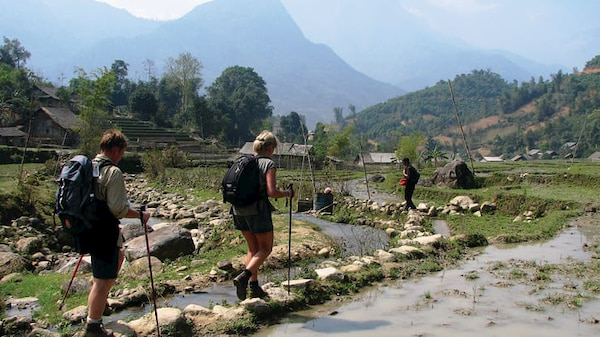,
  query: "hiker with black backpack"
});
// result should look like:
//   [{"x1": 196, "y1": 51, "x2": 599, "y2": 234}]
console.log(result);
[
  {"x1": 81, "y1": 129, "x2": 150, "y2": 337},
  {"x1": 401, "y1": 157, "x2": 419, "y2": 211},
  {"x1": 226, "y1": 130, "x2": 294, "y2": 300}
]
